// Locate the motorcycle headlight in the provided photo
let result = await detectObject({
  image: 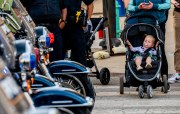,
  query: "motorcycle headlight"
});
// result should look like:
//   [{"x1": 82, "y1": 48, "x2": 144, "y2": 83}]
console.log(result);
[
  {"x1": 38, "y1": 35, "x2": 50, "y2": 48},
  {"x1": 19, "y1": 52, "x2": 36, "y2": 71}
]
